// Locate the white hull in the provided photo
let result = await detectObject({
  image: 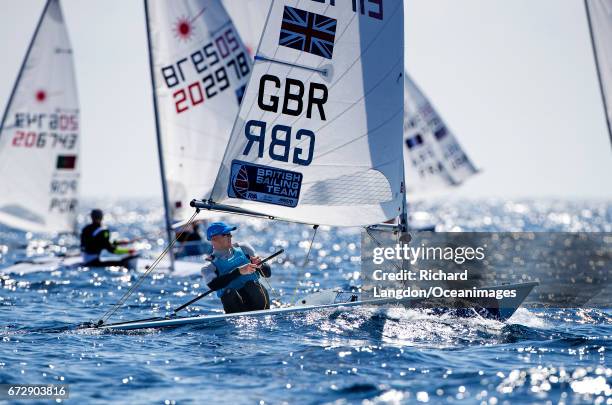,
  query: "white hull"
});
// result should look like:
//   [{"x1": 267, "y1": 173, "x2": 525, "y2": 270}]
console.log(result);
[
  {"x1": 1, "y1": 255, "x2": 83, "y2": 275},
  {"x1": 98, "y1": 282, "x2": 538, "y2": 331},
  {"x1": 1, "y1": 255, "x2": 202, "y2": 277}
]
